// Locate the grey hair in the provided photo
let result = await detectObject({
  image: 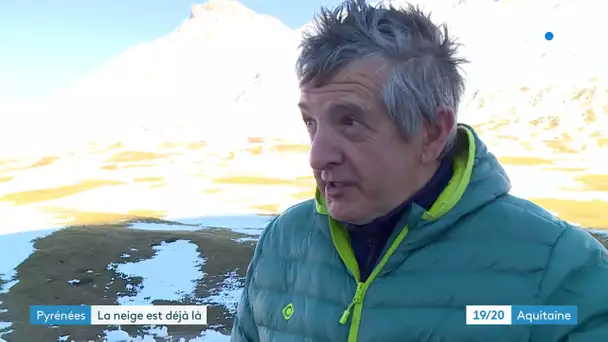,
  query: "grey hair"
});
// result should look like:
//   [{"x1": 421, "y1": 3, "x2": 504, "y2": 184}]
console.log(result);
[{"x1": 296, "y1": 0, "x2": 468, "y2": 157}]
